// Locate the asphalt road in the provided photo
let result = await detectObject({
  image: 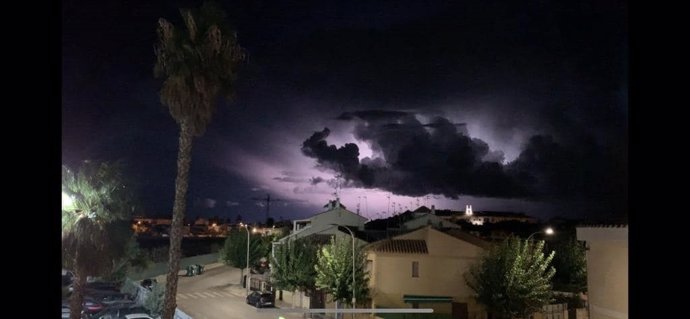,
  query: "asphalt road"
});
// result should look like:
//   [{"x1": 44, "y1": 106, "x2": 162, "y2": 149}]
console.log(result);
[{"x1": 173, "y1": 264, "x2": 304, "y2": 319}]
